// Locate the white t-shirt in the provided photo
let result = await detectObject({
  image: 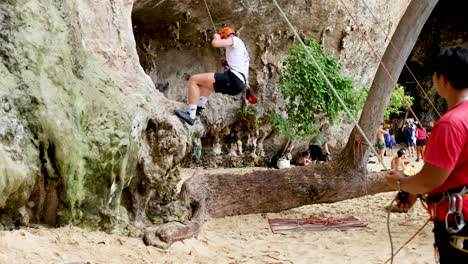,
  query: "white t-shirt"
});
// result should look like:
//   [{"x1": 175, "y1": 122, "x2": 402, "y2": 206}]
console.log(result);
[{"x1": 226, "y1": 36, "x2": 249, "y2": 84}]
